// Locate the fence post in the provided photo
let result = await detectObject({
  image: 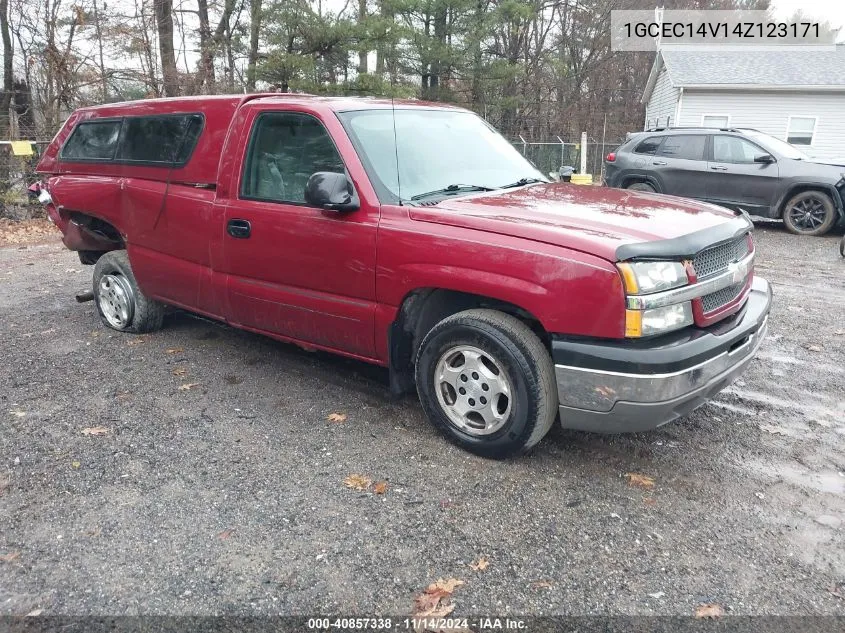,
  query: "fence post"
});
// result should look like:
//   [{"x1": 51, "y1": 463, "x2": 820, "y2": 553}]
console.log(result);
[
  {"x1": 519, "y1": 134, "x2": 527, "y2": 156},
  {"x1": 556, "y1": 136, "x2": 564, "y2": 170},
  {"x1": 580, "y1": 131, "x2": 587, "y2": 174}
]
